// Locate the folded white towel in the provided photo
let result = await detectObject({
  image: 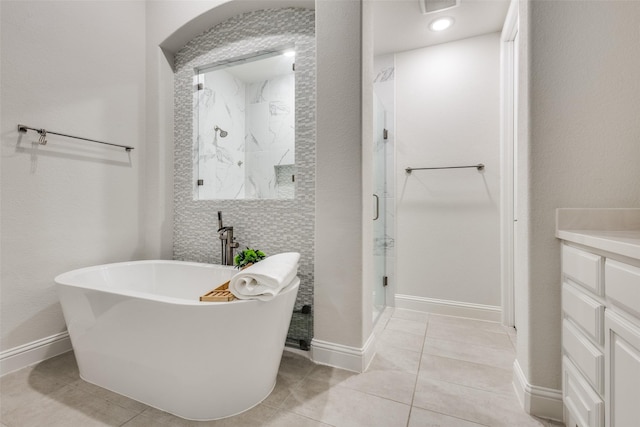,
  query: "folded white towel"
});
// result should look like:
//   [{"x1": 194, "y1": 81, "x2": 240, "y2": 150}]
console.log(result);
[{"x1": 229, "y1": 252, "x2": 300, "y2": 301}]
